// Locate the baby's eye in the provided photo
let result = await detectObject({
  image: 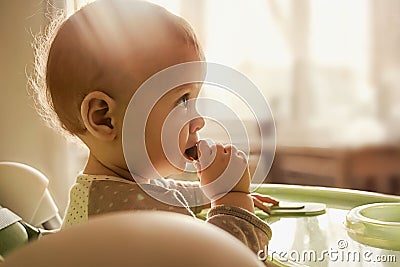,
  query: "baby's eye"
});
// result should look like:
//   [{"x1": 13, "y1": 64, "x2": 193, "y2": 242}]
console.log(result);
[{"x1": 177, "y1": 93, "x2": 189, "y2": 108}]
